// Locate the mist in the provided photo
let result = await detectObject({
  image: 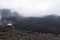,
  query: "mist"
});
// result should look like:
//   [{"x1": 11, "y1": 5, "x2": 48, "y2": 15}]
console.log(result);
[
  {"x1": 0, "y1": 0, "x2": 60, "y2": 34},
  {"x1": 0, "y1": 0, "x2": 60, "y2": 17},
  {"x1": 0, "y1": 9, "x2": 60, "y2": 34}
]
